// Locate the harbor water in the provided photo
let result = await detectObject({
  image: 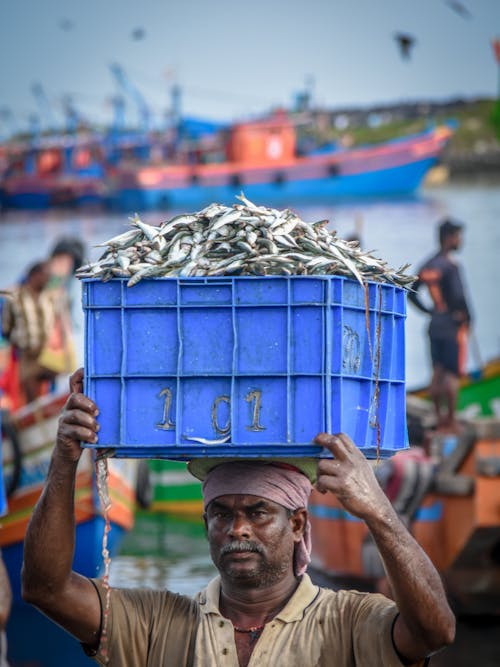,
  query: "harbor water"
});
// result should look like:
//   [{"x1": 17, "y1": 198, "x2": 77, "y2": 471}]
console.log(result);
[{"x1": 1, "y1": 182, "x2": 500, "y2": 665}]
